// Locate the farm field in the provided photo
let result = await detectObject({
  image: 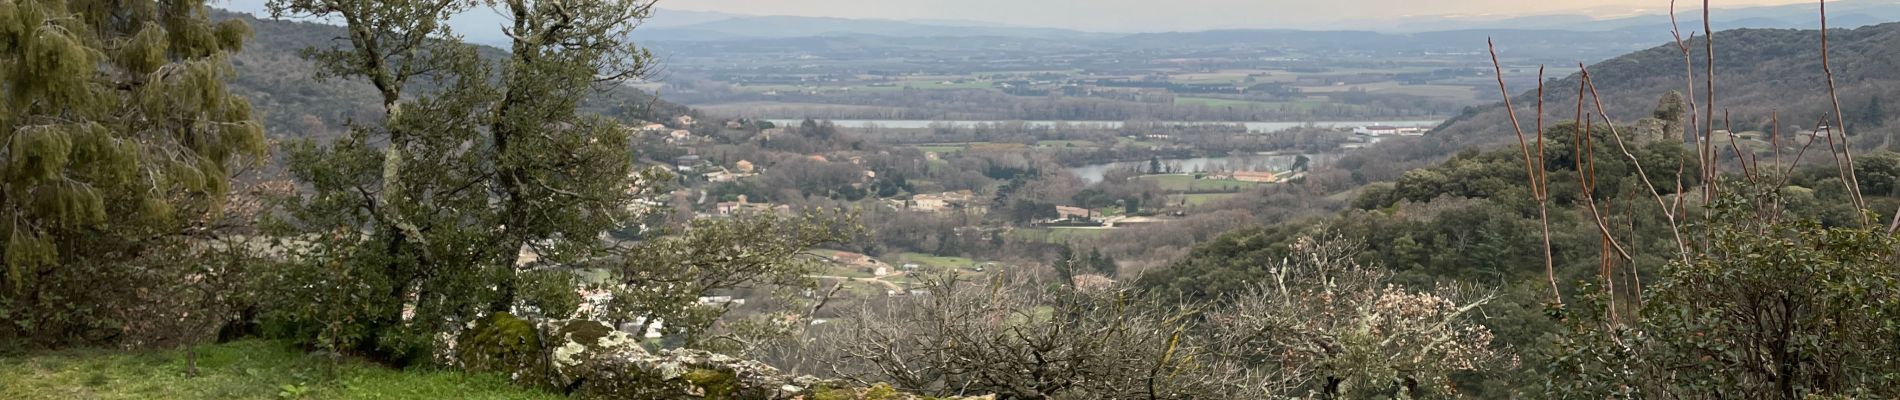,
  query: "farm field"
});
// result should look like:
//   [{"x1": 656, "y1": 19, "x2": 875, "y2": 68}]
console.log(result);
[
  {"x1": 1136, "y1": 174, "x2": 1270, "y2": 192},
  {"x1": 1169, "y1": 193, "x2": 1244, "y2": 206},
  {"x1": 1008, "y1": 227, "x2": 1113, "y2": 243}
]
